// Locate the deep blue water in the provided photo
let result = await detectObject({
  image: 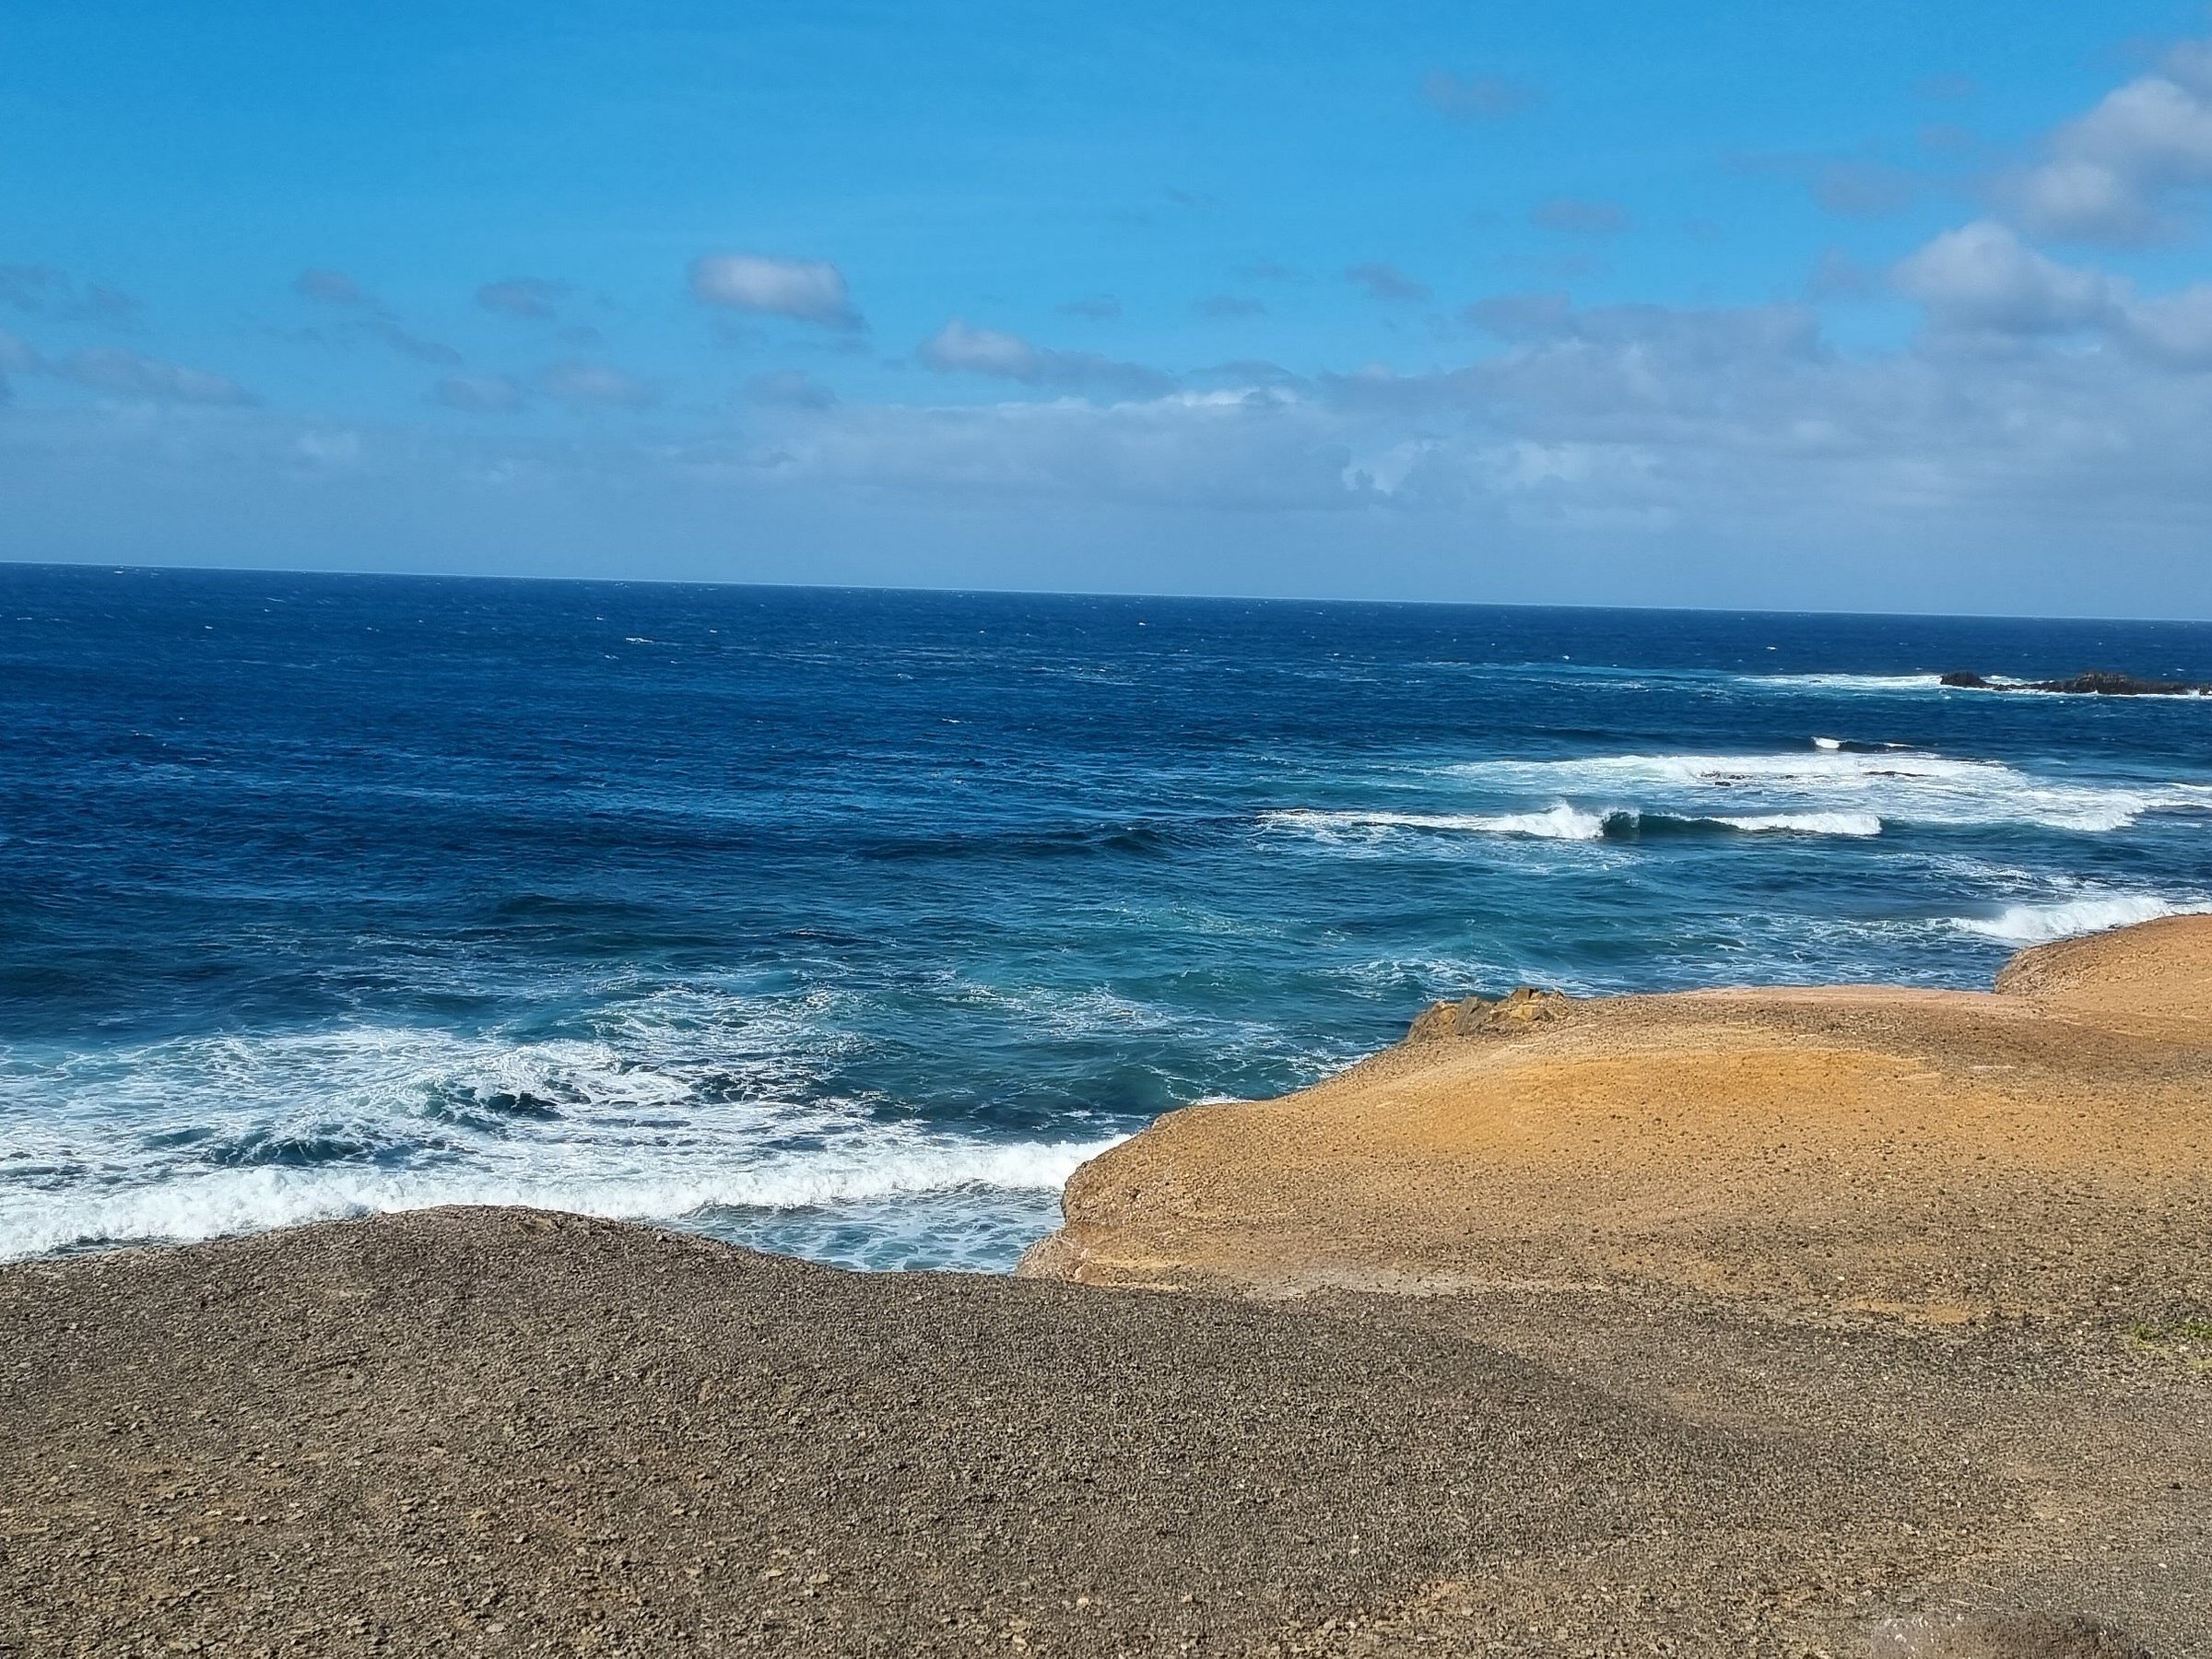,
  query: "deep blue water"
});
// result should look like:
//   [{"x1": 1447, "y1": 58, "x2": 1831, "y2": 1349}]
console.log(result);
[{"x1": 5, "y1": 565, "x2": 2211, "y2": 1268}]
